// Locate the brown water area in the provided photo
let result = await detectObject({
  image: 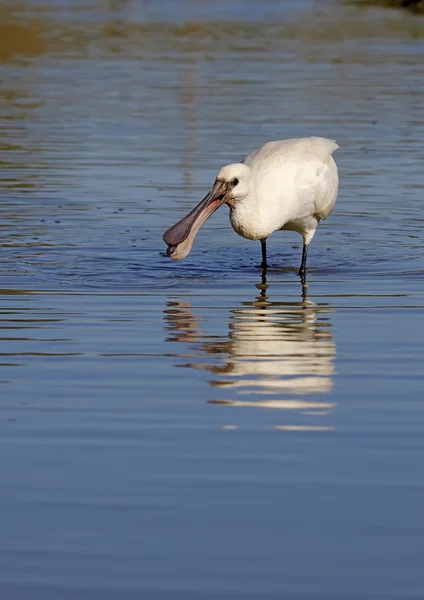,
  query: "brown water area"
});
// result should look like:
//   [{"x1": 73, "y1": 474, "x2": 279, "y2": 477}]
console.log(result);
[
  {"x1": 355, "y1": 0, "x2": 424, "y2": 12},
  {"x1": 1, "y1": 1, "x2": 424, "y2": 598}
]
